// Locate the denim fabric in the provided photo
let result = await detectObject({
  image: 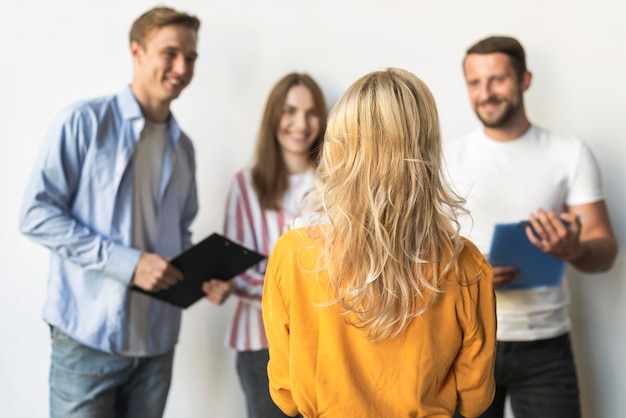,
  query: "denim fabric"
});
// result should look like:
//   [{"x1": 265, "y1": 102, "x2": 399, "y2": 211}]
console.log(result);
[
  {"x1": 50, "y1": 327, "x2": 174, "y2": 418},
  {"x1": 454, "y1": 333, "x2": 581, "y2": 418},
  {"x1": 237, "y1": 350, "x2": 294, "y2": 418}
]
